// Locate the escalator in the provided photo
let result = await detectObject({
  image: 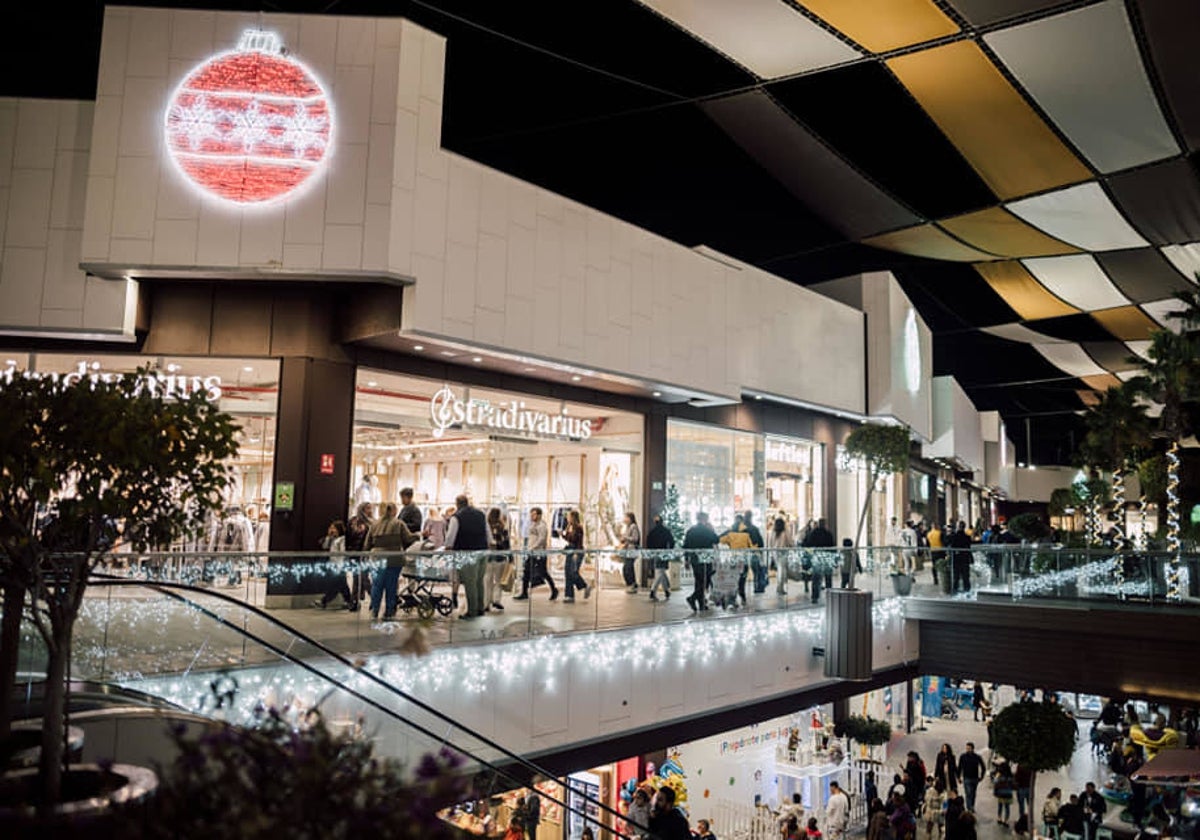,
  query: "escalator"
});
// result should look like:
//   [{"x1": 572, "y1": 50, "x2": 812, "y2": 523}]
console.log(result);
[{"x1": 15, "y1": 578, "x2": 639, "y2": 838}]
